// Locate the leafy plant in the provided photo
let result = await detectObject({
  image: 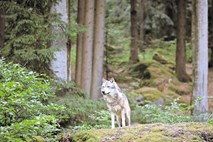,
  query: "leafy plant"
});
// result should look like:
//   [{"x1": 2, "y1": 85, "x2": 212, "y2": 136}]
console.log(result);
[
  {"x1": 132, "y1": 99, "x2": 195, "y2": 124},
  {"x1": 0, "y1": 58, "x2": 65, "y2": 141}
]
